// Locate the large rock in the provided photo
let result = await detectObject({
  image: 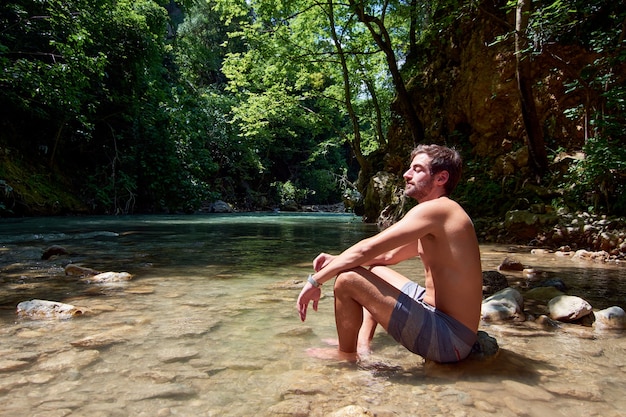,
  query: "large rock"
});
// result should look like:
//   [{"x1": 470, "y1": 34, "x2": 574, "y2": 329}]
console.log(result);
[
  {"x1": 16, "y1": 299, "x2": 87, "y2": 320},
  {"x1": 548, "y1": 295, "x2": 593, "y2": 322},
  {"x1": 593, "y1": 306, "x2": 626, "y2": 330},
  {"x1": 481, "y1": 288, "x2": 524, "y2": 322}
]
